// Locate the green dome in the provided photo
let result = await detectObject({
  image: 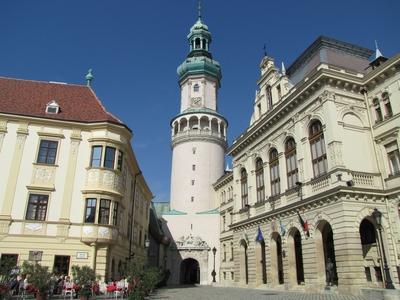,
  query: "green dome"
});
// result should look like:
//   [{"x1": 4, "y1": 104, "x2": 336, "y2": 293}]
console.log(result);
[
  {"x1": 177, "y1": 56, "x2": 221, "y2": 84},
  {"x1": 190, "y1": 19, "x2": 209, "y2": 32}
]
